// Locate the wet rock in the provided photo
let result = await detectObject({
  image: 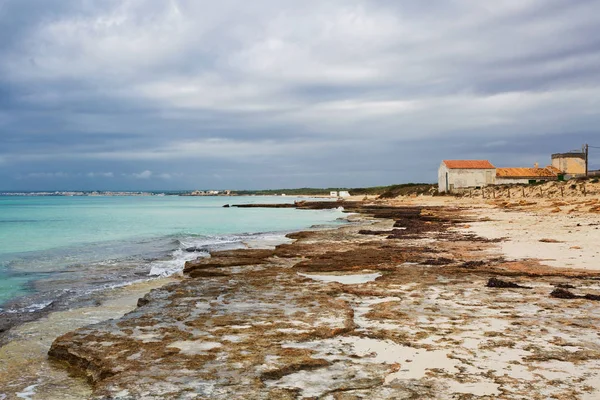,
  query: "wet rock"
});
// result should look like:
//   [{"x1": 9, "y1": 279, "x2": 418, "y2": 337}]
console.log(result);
[
  {"x1": 294, "y1": 245, "x2": 414, "y2": 273},
  {"x1": 358, "y1": 229, "x2": 394, "y2": 236},
  {"x1": 551, "y1": 288, "x2": 600, "y2": 301},
  {"x1": 183, "y1": 249, "x2": 275, "y2": 277},
  {"x1": 459, "y1": 260, "x2": 486, "y2": 268},
  {"x1": 285, "y1": 231, "x2": 314, "y2": 240},
  {"x1": 420, "y1": 257, "x2": 453, "y2": 266},
  {"x1": 137, "y1": 297, "x2": 150, "y2": 307},
  {"x1": 550, "y1": 288, "x2": 578, "y2": 299},
  {"x1": 260, "y1": 358, "x2": 331, "y2": 381},
  {"x1": 486, "y1": 277, "x2": 532, "y2": 289},
  {"x1": 48, "y1": 260, "x2": 358, "y2": 398},
  {"x1": 188, "y1": 270, "x2": 231, "y2": 277},
  {"x1": 386, "y1": 228, "x2": 425, "y2": 239},
  {"x1": 554, "y1": 283, "x2": 576, "y2": 289},
  {"x1": 184, "y1": 246, "x2": 206, "y2": 252},
  {"x1": 49, "y1": 340, "x2": 114, "y2": 383}
]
